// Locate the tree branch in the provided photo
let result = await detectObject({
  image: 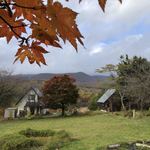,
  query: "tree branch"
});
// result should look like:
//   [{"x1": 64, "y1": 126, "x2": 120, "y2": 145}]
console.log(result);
[
  {"x1": 0, "y1": 2, "x2": 40, "y2": 10},
  {"x1": 4, "y1": 0, "x2": 13, "y2": 17},
  {"x1": 0, "y1": 15, "x2": 29, "y2": 46},
  {"x1": 11, "y1": 3, "x2": 41, "y2": 10}
]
